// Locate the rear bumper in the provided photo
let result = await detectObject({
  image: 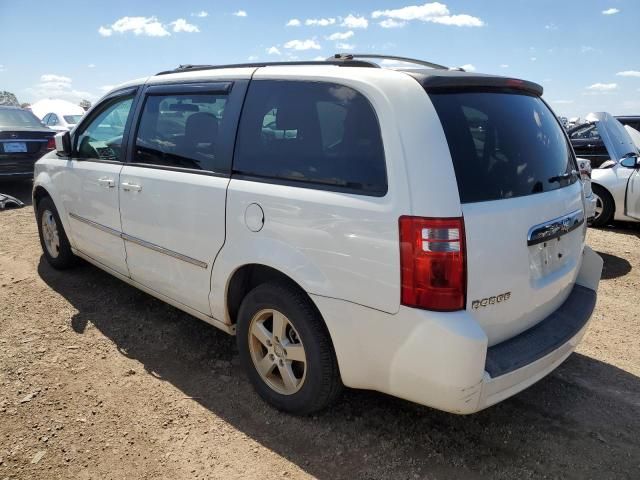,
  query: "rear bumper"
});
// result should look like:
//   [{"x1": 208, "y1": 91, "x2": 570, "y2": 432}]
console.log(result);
[
  {"x1": 312, "y1": 246, "x2": 603, "y2": 414},
  {"x1": 0, "y1": 157, "x2": 37, "y2": 178}
]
